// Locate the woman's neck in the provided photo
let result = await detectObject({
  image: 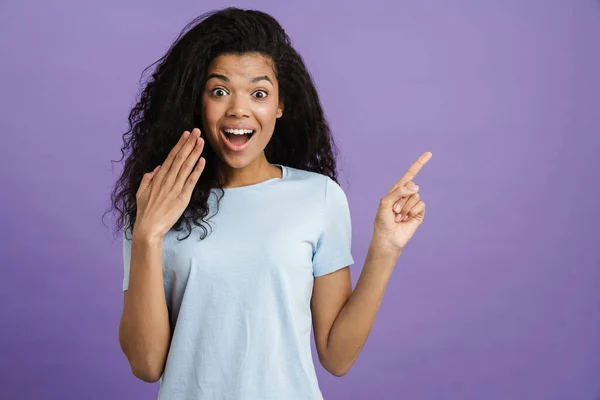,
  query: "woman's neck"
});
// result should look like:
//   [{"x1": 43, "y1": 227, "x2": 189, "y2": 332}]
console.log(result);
[{"x1": 219, "y1": 156, "x2": 281, "y2": 189}]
